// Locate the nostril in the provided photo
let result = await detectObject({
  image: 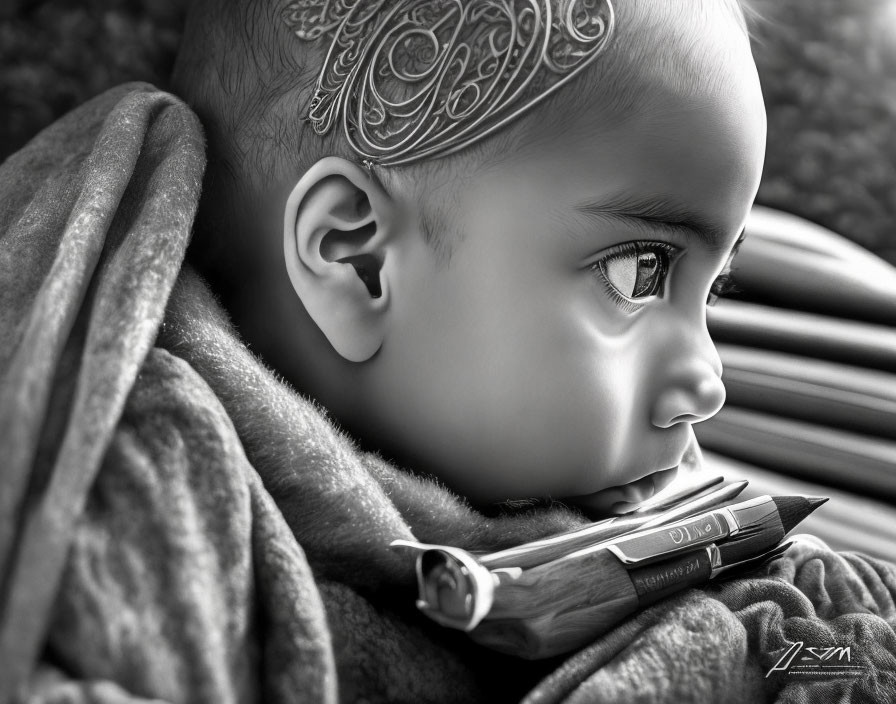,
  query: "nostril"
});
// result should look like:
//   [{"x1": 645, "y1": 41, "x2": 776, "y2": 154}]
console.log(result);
[{"x1": 668, "y1": 413, "x2": 703, "y2": 425}]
